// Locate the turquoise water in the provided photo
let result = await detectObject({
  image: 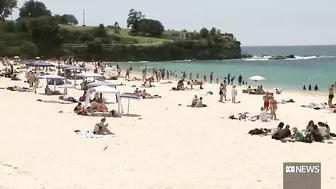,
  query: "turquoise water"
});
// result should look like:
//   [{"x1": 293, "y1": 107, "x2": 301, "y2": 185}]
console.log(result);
[{"x1": 111, "y1": 45, "x2": 336, "y2": 91}]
